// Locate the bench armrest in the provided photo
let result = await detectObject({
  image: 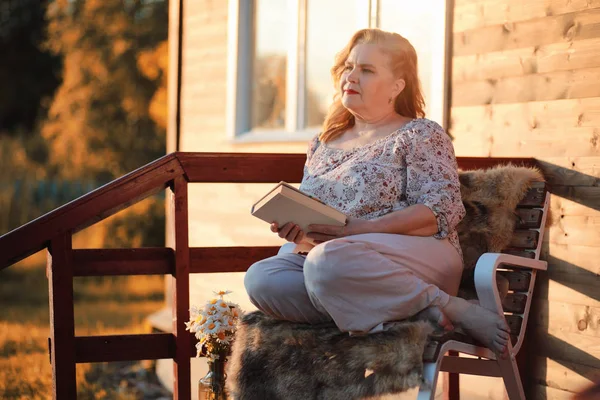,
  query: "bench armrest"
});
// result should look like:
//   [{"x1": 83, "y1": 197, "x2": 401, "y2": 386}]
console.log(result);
[
  {"x1": 474, "y1": 253, "x2": 547, "y2": 313},
  {"x1": 474, "y1": 253, "x2": 547, "y2": 355}
]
